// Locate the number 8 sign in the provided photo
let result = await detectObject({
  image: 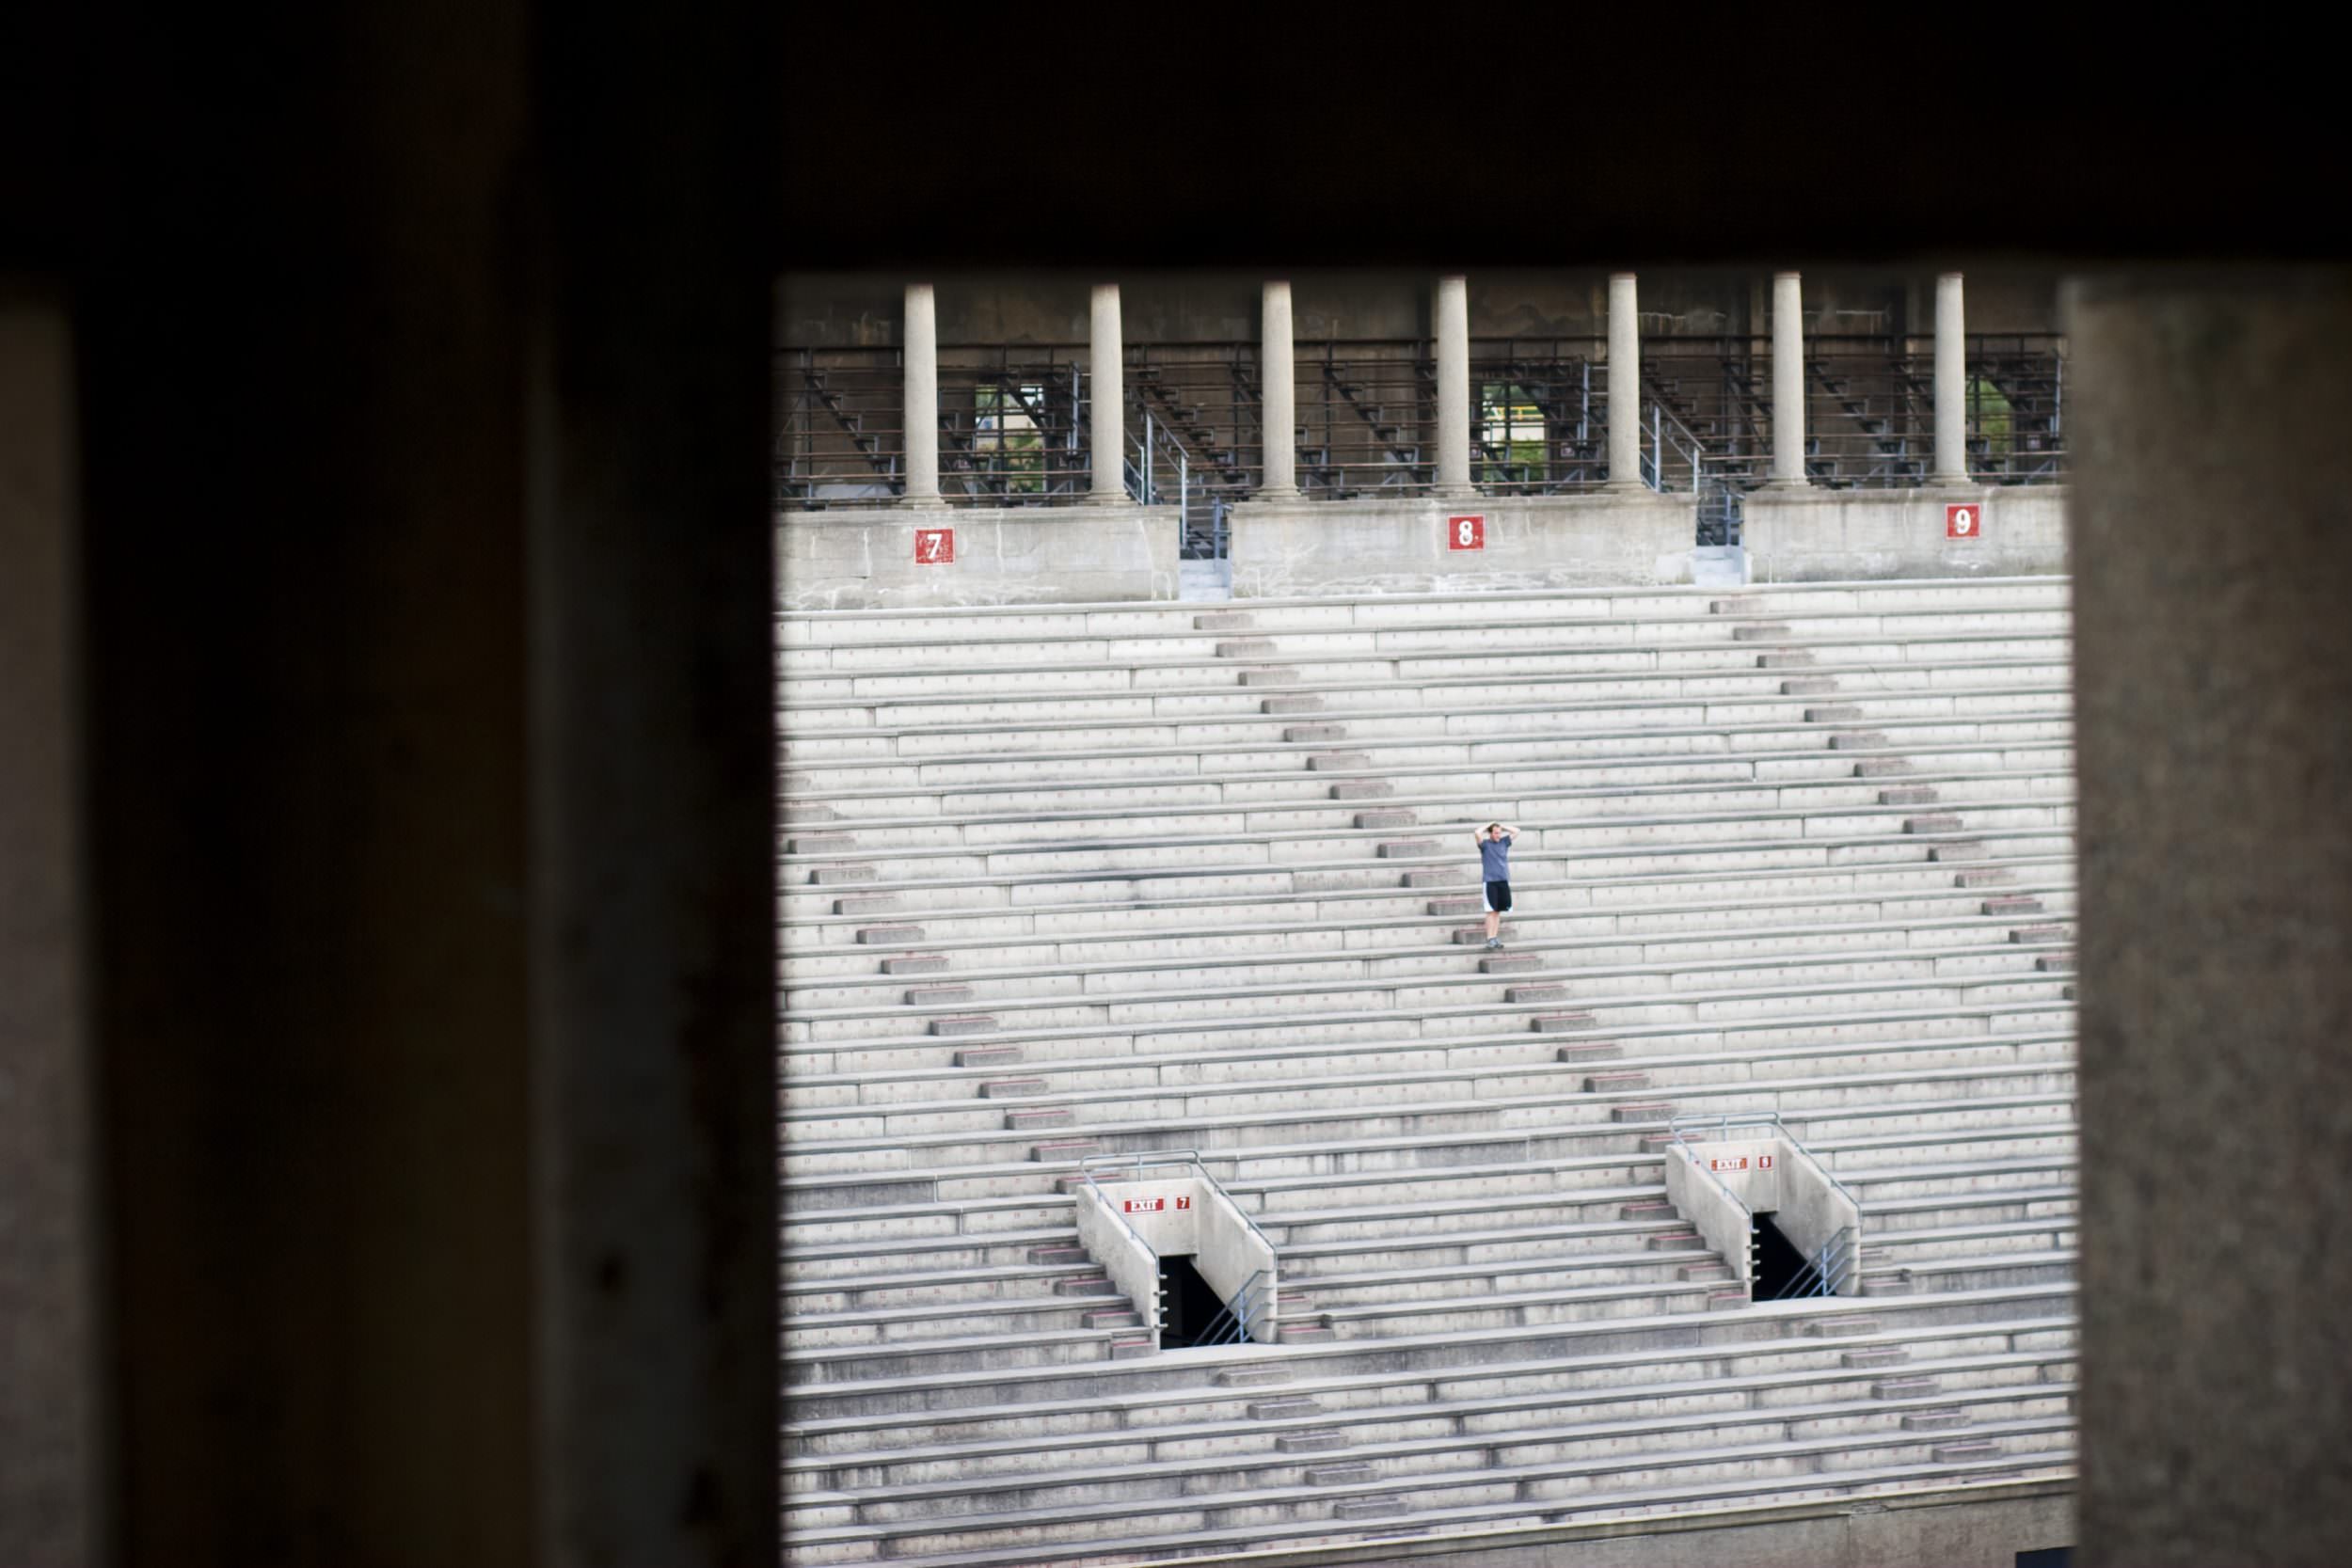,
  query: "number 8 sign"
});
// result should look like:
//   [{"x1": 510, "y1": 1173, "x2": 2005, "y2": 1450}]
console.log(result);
[
  {"x1": 1946, "y1": 504, "x2": 1980, "y2": 539},
  {"x1": 914, "y1": 527, "x2": 954, "y2": 563},
  {"x1": 1447, "y1": 515, "x2": 1485, "y2": 550}
]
